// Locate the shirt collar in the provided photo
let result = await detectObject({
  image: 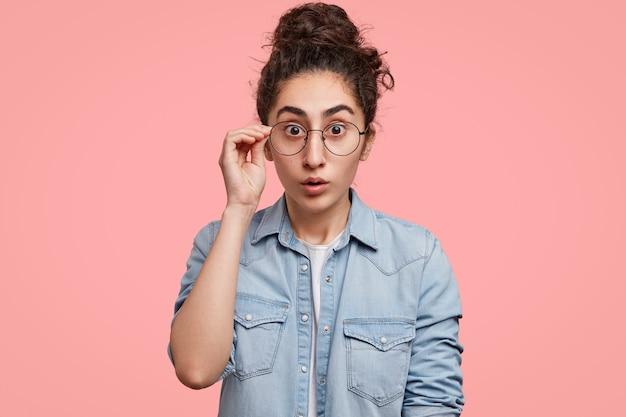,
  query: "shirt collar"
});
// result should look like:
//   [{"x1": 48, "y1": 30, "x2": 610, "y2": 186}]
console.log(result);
[{"x1": 251, "y1": 188, "x2": 379, "y2": 250}]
